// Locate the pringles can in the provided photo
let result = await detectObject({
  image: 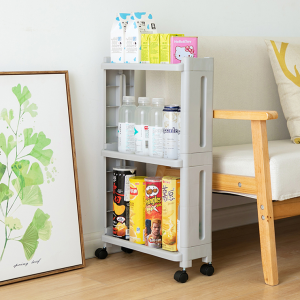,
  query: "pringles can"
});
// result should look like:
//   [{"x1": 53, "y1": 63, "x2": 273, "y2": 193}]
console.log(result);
[
  {"x1": 145, "y1": 177, "x2": 162, "y2": 248},
  {"x1": 163, "y1": 105, "x2": 180, "y2": 160},
  {"x1": 129, "y1": 176, "x2": 146, "y2": 244},
  {"x1": 113, "y1": 166, "x2": 136, "y2": 239}
]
